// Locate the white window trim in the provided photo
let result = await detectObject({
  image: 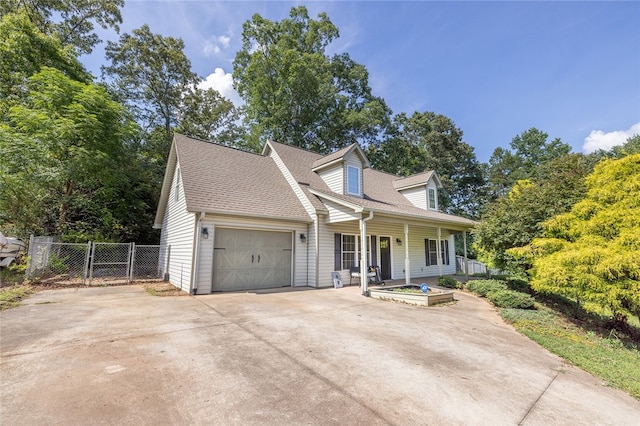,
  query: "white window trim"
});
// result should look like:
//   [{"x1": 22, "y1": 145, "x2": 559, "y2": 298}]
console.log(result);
[
  {"x1": 342, "y1": 234, "x2": 372, "y2": 270},
  {"x1": 346, "y1": 165, "x2": 361, "y2": 196},
  {"x1": 428, "y1": 187, "x2": 437, "y2": 210}
]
